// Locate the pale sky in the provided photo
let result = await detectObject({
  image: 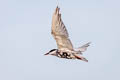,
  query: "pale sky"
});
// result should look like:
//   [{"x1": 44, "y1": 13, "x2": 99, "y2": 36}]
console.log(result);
[{"x1": 0, "y1": 0, "x2": 120, "y2": 80}]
